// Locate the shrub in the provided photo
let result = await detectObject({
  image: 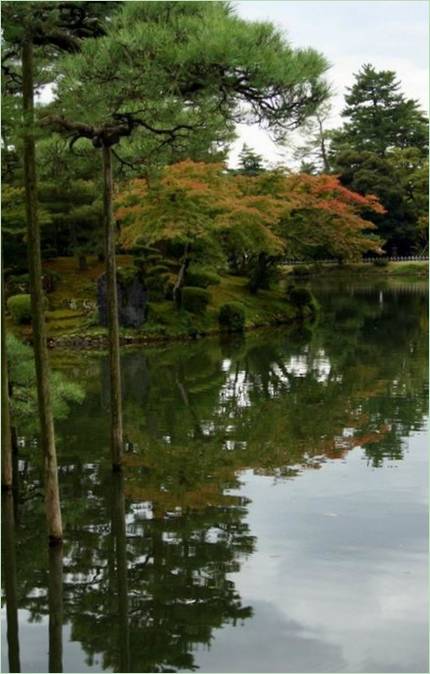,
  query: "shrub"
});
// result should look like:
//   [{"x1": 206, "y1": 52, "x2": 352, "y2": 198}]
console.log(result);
[
  {"x1": 186, "y1": 267, "x2": 221, "y2": 288},
  {"x1": 372, "y1": 257, "x2": 389, "y2": 267},
  {"x1": 7, "y1": 294, "x2": 32, "y2": 324},
  {"x1": 146, "y1": 272, "x2": 170, "y2": 292},
  {"x1": 181, "y1": 286, "x2": 210, "y2": 314},
  {"x1": 7, "y1": 274, "x2": 30, "y2": 295},
  {"x1": 148, "y1": 264, "x2": 170, "y2": 276},
  {"x1": 218, "y1": 302, "x2": 246, "y2": 332},
  {"x1": 286, "y1": 285, "x2": 314, "y2": 309}
]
